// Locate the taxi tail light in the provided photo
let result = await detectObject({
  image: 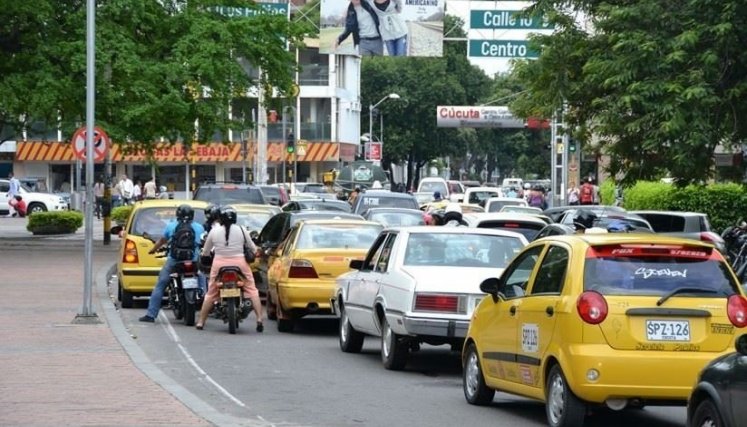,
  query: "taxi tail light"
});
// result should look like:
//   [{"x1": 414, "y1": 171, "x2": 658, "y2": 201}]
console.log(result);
[
  {"x1": 727, "y1": 295, "x2": 747, "y2": 328},
  {"x1": 414, "y1": 293, "x2": 459, "y2": 313},
  {"x1": 123, "y1": 239, "x2": 139, "y2": 264},
  {"x1": 577, "y1": 291, "x2": 608, "y2": 325},
  {"x1": 289, "y1": 259, "x2": 318, "y2": 279}
]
